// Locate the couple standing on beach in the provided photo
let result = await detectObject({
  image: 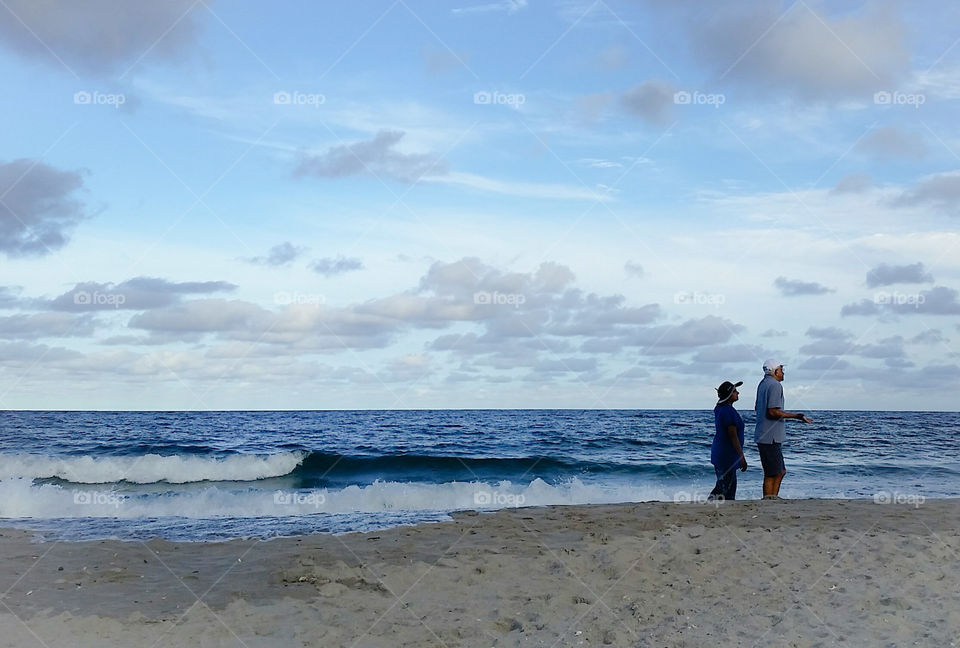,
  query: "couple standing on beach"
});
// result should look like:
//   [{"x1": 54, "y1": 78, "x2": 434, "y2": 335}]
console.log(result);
[{"x1": 709, "y1": 359, "x2": 813, "y2": 501}]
